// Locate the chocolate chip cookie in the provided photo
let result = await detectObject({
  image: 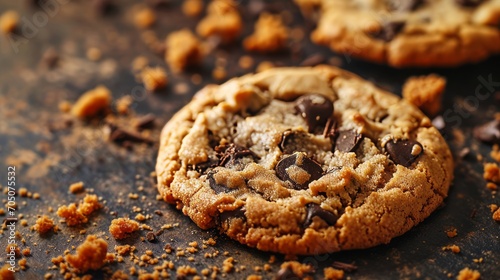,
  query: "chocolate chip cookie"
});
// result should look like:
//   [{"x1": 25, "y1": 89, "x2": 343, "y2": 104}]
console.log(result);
[
  {"x1": 296, "y1": 0, "x2": 500, "y2": 67},
  {"x1": 155, "y1": 66, "x2": 454, "y2": 255}
]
